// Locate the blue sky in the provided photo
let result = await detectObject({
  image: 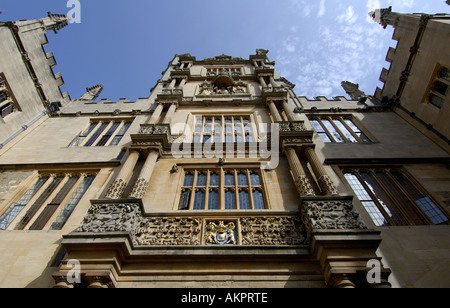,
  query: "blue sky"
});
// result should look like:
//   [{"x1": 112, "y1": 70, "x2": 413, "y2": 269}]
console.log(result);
[{"x1": 1, "y1": 0, "x2": 449, "y2": 101}]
